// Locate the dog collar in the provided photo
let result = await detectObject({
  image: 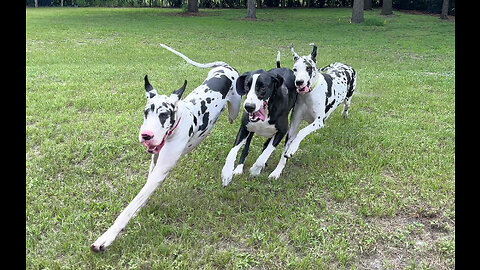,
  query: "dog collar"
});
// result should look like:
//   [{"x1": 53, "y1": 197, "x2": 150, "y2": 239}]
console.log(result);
[
  {"x1": 167, "y1": 116, "x2": 182, "y2": 136},
  {"x1": 309, "y1": 78, "x2": 319, "y2": 92}
]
